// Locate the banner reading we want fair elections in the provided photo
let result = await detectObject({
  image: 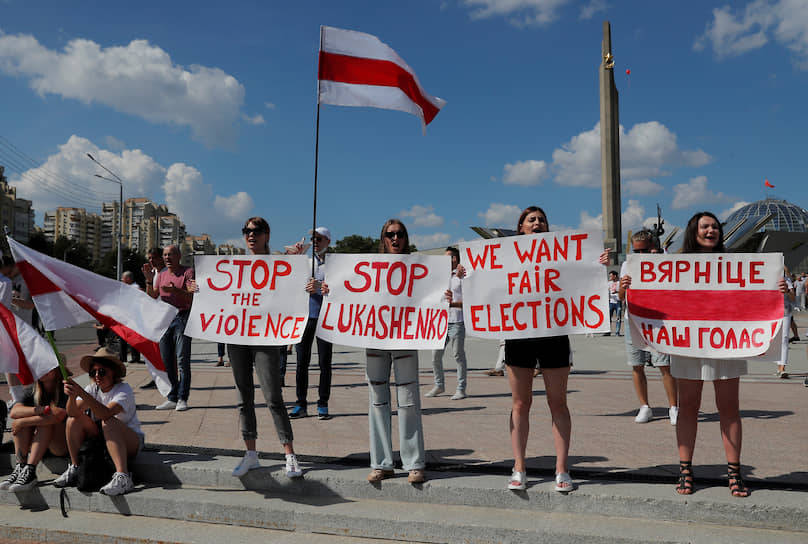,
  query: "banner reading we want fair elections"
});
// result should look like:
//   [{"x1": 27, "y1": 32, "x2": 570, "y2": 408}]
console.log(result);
[
  {"x1": 316, "y1": 254, "x2": 450, "y2": 350},
  {"x1": 186, "y1": 255, "x2": 310, "y2": 345},
  {"x1": 624, "y1": 253, "x2": 784, "y2": 358},
  {"x1": 459, "y1": 231, "x2": 610, "y2": 339}
]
